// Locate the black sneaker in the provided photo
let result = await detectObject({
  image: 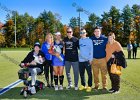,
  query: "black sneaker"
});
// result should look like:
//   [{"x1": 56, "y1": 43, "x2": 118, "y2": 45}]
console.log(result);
[
  {"x1": 102, "y1": 88, "x2": 108, "y2": 92},
  {"x1": 51, "y1": 83, "x2": 54, "y2": 88},
  {"x1": 109, "y1": 88, "x2": 114, "y2": 93},
  {"x1": 112, "y1": 90, "x2": 120, "y2": 94},
  {"x1": 66, "y1": 84, "x2": 73, "y2": 90},
  {"x1": 93, "y1": 87, "x2": 99, "y2": 91},
  {"x1": 47, "y1": 84, "x2": 51, "y2": 88}
]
